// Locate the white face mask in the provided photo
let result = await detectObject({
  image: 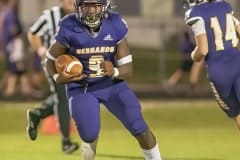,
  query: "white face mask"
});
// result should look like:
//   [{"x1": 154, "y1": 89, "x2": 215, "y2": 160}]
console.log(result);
[
  {"x1": 80, "y1": 3, "x2": 104, "y2": 28},
  {"x1": 74, "y1": 0, "x2": 111, "y2": 29},
  {"x1": 187, "y1": 0, "x2": 208, "y2": 7}
]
